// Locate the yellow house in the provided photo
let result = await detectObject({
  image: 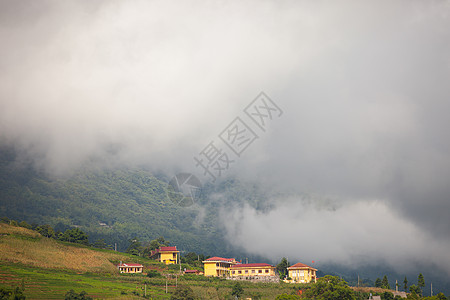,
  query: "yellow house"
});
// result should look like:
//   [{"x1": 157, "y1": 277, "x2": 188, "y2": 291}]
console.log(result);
[
  {"x1": 287, "y1": 262, "x2": 317, "y2": 283},
  {"x1": 202, "y1": 257, "x2": 238, "y2": 277},
  {"x1": 117, "y1": 262, "x2": 143, "y2": 273},
  {"x1": 150, "y1": 246, "x2": 180, "y2": 265},
  {"x1": 230, "y1": 263, "x2": 276, "y2": 277}
]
